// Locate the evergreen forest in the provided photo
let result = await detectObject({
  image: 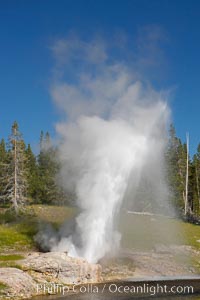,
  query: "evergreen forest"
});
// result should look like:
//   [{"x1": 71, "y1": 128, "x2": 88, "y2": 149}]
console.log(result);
[{"x1": 0, "y1": 121, "x2": 200, "y2": 223}]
